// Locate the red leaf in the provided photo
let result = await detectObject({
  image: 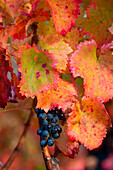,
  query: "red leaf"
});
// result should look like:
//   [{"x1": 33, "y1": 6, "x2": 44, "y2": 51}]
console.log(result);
[
  {"x1": 55, "y1": 124, "x2": 79, "y2": 158},
  {"x1": 0, "y1": 48, "x2": 12, "y2": 108},
  {"x1": 9, "y1": 8, "x2": 50, "y2": 40},
  {"x1": 9, "y1": 13, "x2": 28, "y2": 40},
  {"x1": 44, "y1": 0, "x2": 82, "y2": 35}
]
